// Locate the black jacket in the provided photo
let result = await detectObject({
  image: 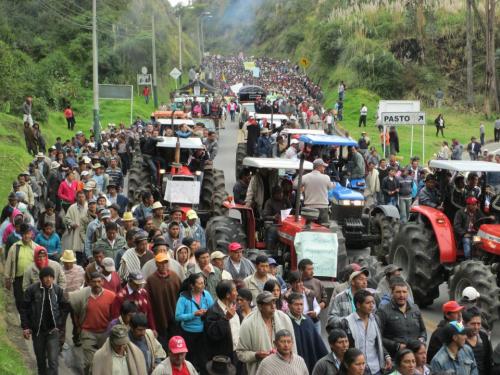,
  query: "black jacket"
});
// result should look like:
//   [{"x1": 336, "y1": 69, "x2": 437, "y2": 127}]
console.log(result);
[
  {"x1": 426, "y1": 319, "x2": 447, "y2": 363},
  {"x1": 204, "y1": 301, "x2": 234, "y2": 360},
  {"x1": 20, "y1": 282, "x2": 67, "y2": 336},
  {"x1": 376, "y1": 300, "x2": 427, "y2": 357}
]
